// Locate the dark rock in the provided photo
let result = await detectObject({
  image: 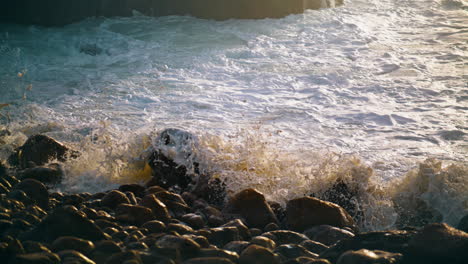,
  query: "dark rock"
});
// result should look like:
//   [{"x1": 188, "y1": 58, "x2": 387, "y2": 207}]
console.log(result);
[
  {"x1": 274, "y1": 244, "x2": 318, "y2": 261},
  {"x1": 125, "y1": 192, "x2": 138, "y2": 205},
  {"x1": 319, "y1": 180, "x2": 362, "y2": 220},
  {"x1": 406, "y1": 223, "x2": 468, "y2": 264},
  {"x1": 304, "y1": 225, "x2": 355, "y2": 246},
  {"x1": 101, "y1": 190, "x2": 131, "y2": 209},
  {"x1": 249, "y1": 228, "x2": 262, "y2": 237},
  {"x1": 167, "y1": 223, "x2": 193, "y2": 234},
  {"x1": 239, "y1": 244, "x2": 280, "y2": 264},
  {"x1": 127, "y1": 242, "x2": 148, "y2": 250},
  {"x1": 222, "y1": 219, "x2": 251, "y2": 240},
  {"x1": 223, "y1": 241, "x2": 250, "y2": 255},
  {"x1": 104, "y1": 250, "x2": 142, "y2": 264},
  {"x1": 111, "y1": 230, "x2": 129, "y2": 241},
  {"x1": 155, "y1": 234, "x2": 200, "y2": 259},
  {"x1": 12, "y1": 252, "x2": 60, "y2": 264},
  {"x1": 62, "y1": 194, "x2": 86, "y2": 206},
  {"x1": 94, "y1": 219, "x2": 120, "y2": 230},
  {"x1": 250, "y1": 236, "x2": 276, "y2": 250},
  {"x1": 9, "y1": 135, "x2": 77, "y2": 169},
  {"x1": 183, "y1": 257, "x2": 235, "y2": 264},
  {"x1": 264, "y1": 222, "x2": 280, "y2": 232},
  {"x1": 12, "y1": 211, "x2": 41, "y2": 225},
  {"x1": 138, "y1": 194, "x2": 170, "y2": 223},
  {"x1": 262, "y1": 230, "x2": 309, "y2": 245},
  {"x1": 142, "y1": 220, "x2": 166, "y2": 234},
  {"x1": 457, "y1": 214, "x2": 468, "y2": 232},
  {"x1": 337, "y1": 249, "x2": 403, "y2": 264},
  {"x1": 20, "y1": 164, "x2": 64, "y2": 185},
  {"x1": 119, "y1": 184, "x2": 146, "y2": 198},
  {"x1": 319, "y1": 230, "x2": 416, "y2": 263},
  {"x1": 14, "y1": 179, "x2": 49, "y2": 209},
  {"x1": 51, "y1": 236, "x2": 95, "y2": 255},
  {"x1": 197, "y1": 248, "x2": 239, "y2": 262},
  {"x1": 202, "y1": 226, "x2": 240, "y2": 248},
  {"x1": 22, "y1": 241, "x2": 51, "y2": 254},
  {"x1": 286, "y1": 197, "x2": 355, "y2": 232},
  {"x1": 90, "y1": 240, "x2": 122, "y2": 263},
  {"x1": 181, "y1": 213, "x2": 205, "y2": 229},
  {"x1": 303, "y1": 259, "x2": 332, "y2": 264},
  {"x1": 58, "y1": 249, "x2": 95, "y2": 264},
  {"x1": 224, "y1": 188, "x2": 278, "y2": 229},
  {"x1": 21, "y1": 205, "x2": 107, "y2": 243},
  {"x1": 115, "y1": 204, "x2": 154, "y2": 226},
  {"x1": 184, "y1": 234, "x2": 210, "y2": 248},
  {"x1": 300, "y1": 240, "x2": 329, "y2": 255}
]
